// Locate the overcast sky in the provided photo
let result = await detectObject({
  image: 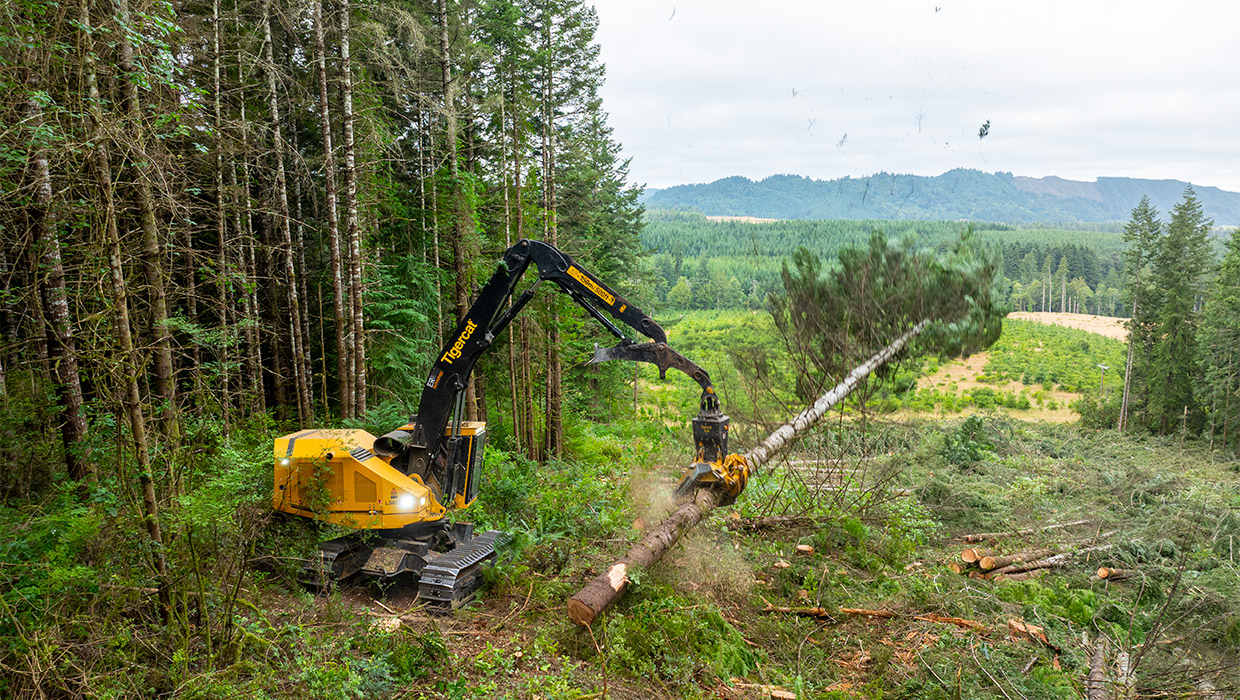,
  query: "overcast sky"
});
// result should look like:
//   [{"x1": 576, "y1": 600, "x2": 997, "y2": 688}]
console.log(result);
[{"x1": 590, "y1": 0, "x2": 1240, "y2": 192}]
